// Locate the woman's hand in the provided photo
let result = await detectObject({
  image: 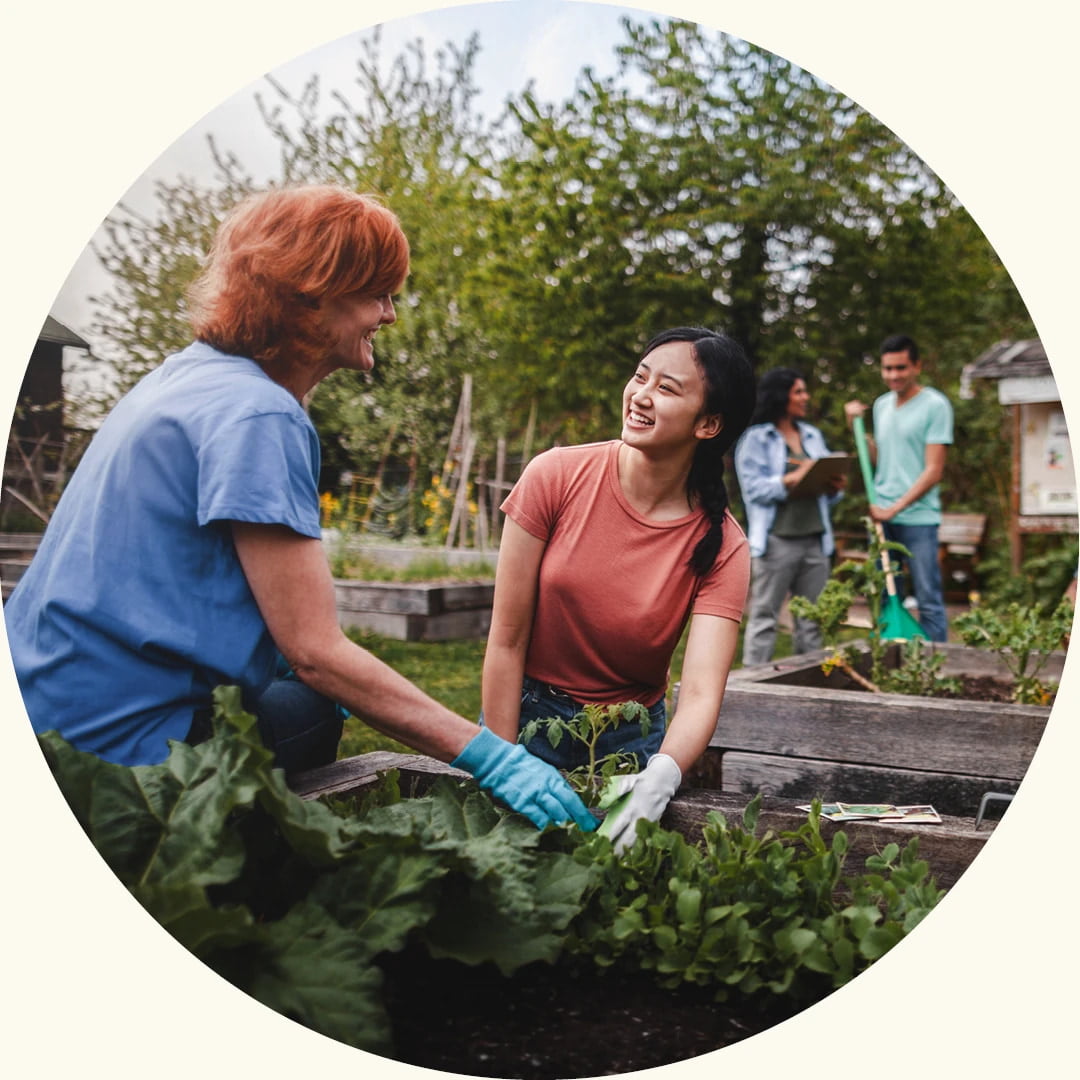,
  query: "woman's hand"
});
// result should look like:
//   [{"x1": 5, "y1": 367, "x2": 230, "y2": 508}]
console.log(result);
[
  {"x1": 600, "y1": 753, "x2": 681, "y2": 852},
  {"x1": 453, "y1": 726, "x2": 597, "y2": 832},
  {"x1": 782, "y1": 456, "x2": 816, "y2": 492}
]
